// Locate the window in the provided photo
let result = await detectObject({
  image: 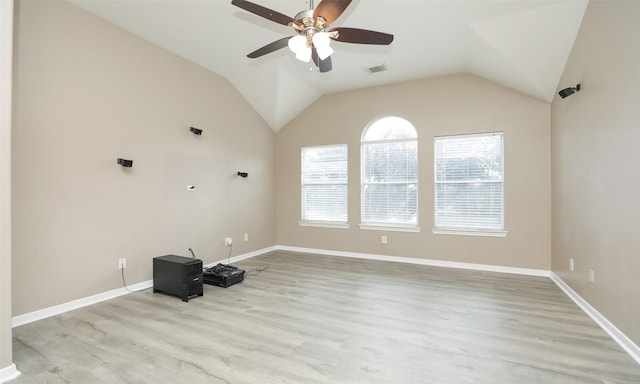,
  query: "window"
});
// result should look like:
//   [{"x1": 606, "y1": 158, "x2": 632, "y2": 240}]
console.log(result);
[
  {"x1": 361, "y1": 116, "x2": 418, "y2": 230},
  {"x1": 301, "y1": 144, "x2": 348, "y2": 227},
  {"x1": 434, "y1": 132, "x2": 505, "y2": 235}
]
